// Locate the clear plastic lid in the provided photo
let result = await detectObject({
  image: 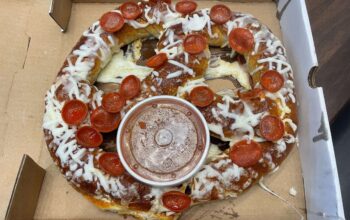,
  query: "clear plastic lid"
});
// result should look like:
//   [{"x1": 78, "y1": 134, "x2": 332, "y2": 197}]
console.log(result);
[{"x1": 117, "y1": 96, "x2": 209, "y2": 186}]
